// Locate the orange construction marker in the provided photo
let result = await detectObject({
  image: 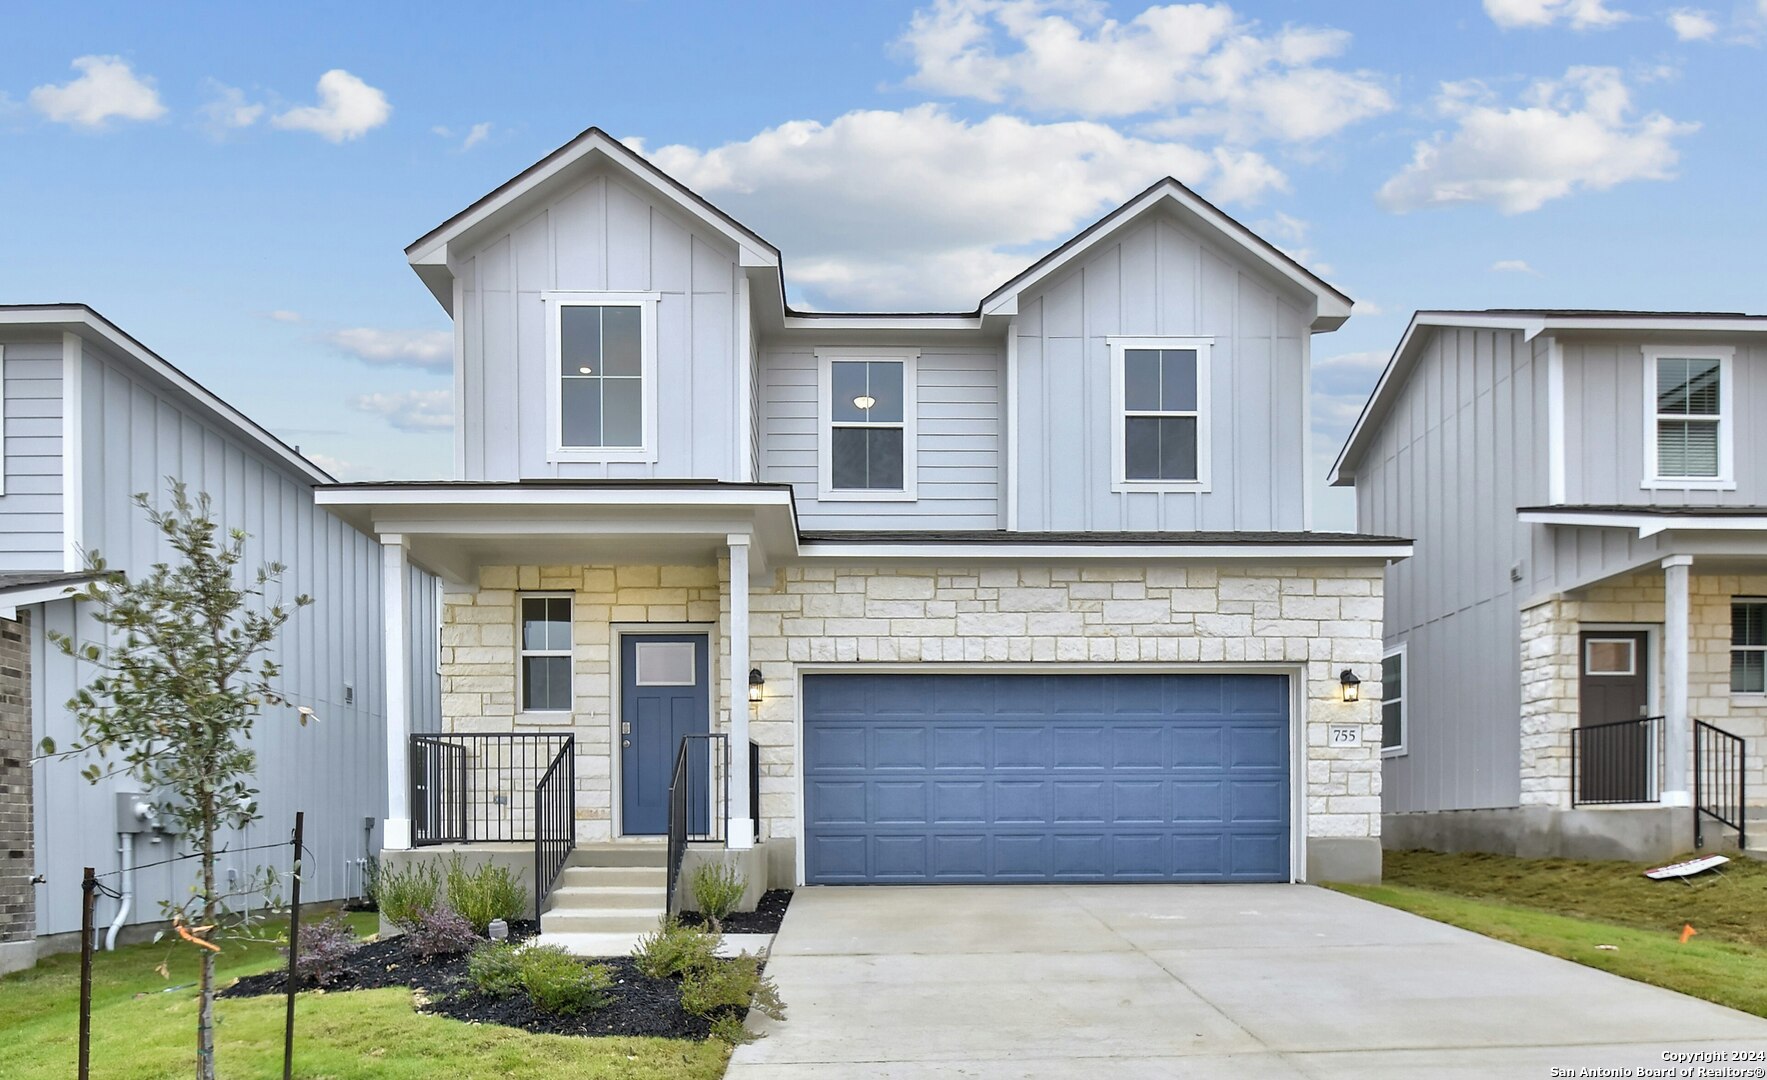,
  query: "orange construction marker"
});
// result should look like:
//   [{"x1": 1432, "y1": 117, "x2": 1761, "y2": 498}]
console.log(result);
[{"x1": 1679, "y1": 924, "x2": 1698, "y2": 944}]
